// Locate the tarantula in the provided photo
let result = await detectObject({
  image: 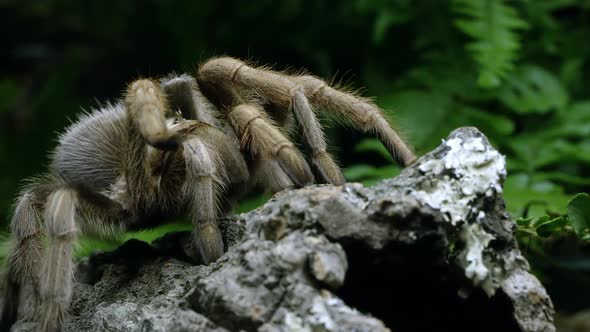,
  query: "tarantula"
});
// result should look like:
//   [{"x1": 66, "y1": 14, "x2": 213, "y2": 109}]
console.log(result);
[{"x1": 0, "y1": 57, "x2": 415, "y2": 331}]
